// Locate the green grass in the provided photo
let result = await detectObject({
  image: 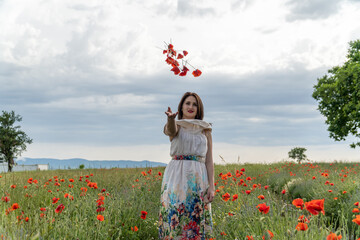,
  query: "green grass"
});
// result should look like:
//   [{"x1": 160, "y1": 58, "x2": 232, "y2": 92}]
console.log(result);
[{"x1": 1, "y1": 161, "x2": 360, "y2": 239}]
